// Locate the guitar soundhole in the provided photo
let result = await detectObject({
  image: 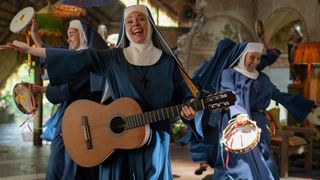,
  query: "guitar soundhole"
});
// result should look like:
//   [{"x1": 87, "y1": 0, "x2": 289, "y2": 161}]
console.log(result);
[{"x1": 110, "y1": 117, "x2": 125, "y2": 134}]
